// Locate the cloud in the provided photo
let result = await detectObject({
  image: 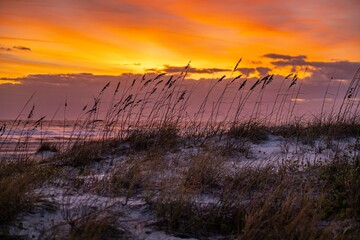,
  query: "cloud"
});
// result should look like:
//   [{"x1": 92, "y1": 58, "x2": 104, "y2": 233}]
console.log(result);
[
  {"x1": 0, "y1": 73, "x2": 132, "y2": 119},
  {"x1": 1, "y1": 70, "x2": 358, "y2": 121},
  {"x1": 303, "y1": 61, "x2": 360, "y2": 84},
  {"x1": 0, "y1": 47, "x2": 12, "y2": 51},
  {"x1": 256, "y1": 67, "x2": 271, "y2": 76},
  {"x1": 0, "y1": 36, "x2": 49, "y2": 42},
  {"x1": 272, "y1": 60, "x2": 359, "y2": 80},
  {"x1": 236, "y1": 67, "x2": 256, "y2": 75},
  {"x1": 1, "y1": 0, "x2": 359, "y2": 81},
  {"x1": 263, "y1": 53, "x2": 307, "y2": 61},
  {"x1": 262, "y1": 52, "x2": 360, "y2": 80},
  {"x1": 13, "y1": 46, "x2": 31, "y2": 51},
  {"x1": 146, "y1": 65, "x2": 231, "y2": 74},
  {"x1": 0, "y1": 53, "x2": 63, "y2": 67}
]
